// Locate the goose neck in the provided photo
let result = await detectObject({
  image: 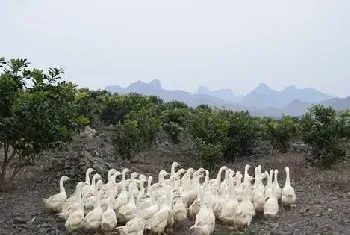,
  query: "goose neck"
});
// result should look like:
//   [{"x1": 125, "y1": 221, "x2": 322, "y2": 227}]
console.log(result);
[
  {"x1": 85, "y1": 171, "x2": 91, "y2": 185},
  {"x1": 216, "y1": 168, "x2": 224, "y2": 183},
  {"x1": 274, "y1": 171, "x2": 278, "y2": 184},
  {"x1": 59, "y1": 177, "x2": 66, "y2": 194},
  {"x1": 285, "y1": 169, "x2": 291, "y2": 186}
]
